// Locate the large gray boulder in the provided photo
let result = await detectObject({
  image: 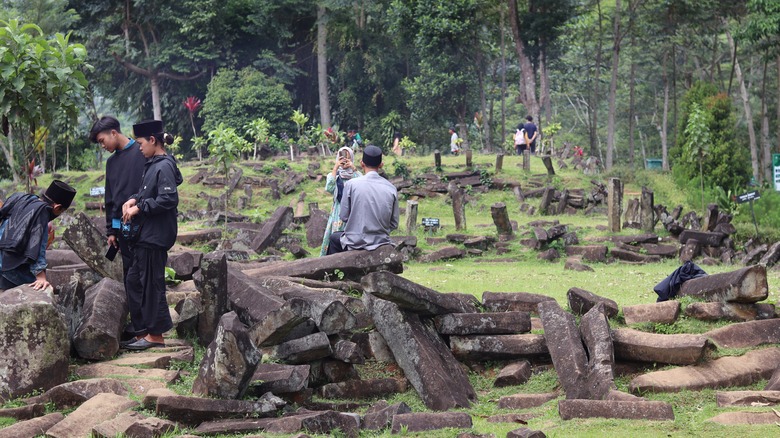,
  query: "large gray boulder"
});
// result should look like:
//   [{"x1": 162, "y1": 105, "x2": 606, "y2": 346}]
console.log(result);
[
  {"x1": 73, "y1": 278, "x2": 128, "y2": 360},
  {"x1": 0, "y1": 286, "x2": 69, "y2": 401},
  {"x1": 62, "y1": 212, "x2": 124, "y2": 282},
  {"x1": 364, "y1": 293, "x2": 476, "y2": 410},
  {"x1": 192, "y1": 311, "x2": 261, "y2": 399}
]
